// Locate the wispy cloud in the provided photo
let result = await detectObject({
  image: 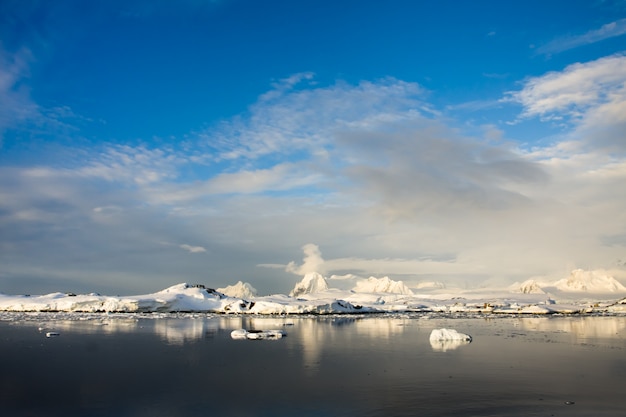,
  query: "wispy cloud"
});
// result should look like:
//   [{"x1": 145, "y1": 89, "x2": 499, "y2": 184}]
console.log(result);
[
  {"x1": 0, "y1": 48, "x2": 85, "y2": 146},
  {"x1": 179, "y1": 244, "x2": 207, "y2": 253},
  {"x1": 537, "y1": 18, "x2": 626, "y2": 55},
  {"x1": 203, "y1": 76, "x2": 427, "y2": 162},
  {"x1": 0, "y1": 48, "x2": 38, "y2": 144},
  {"x1": 75, "y1": 144, "x2": 182, "y2": 185}
]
